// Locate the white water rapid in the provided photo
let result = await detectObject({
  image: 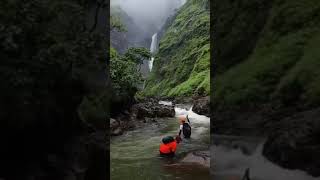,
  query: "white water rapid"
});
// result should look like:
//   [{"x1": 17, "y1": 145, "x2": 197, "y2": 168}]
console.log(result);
[{"x1": 212, "y1": 135, "x2": 320, "y2": 180}]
